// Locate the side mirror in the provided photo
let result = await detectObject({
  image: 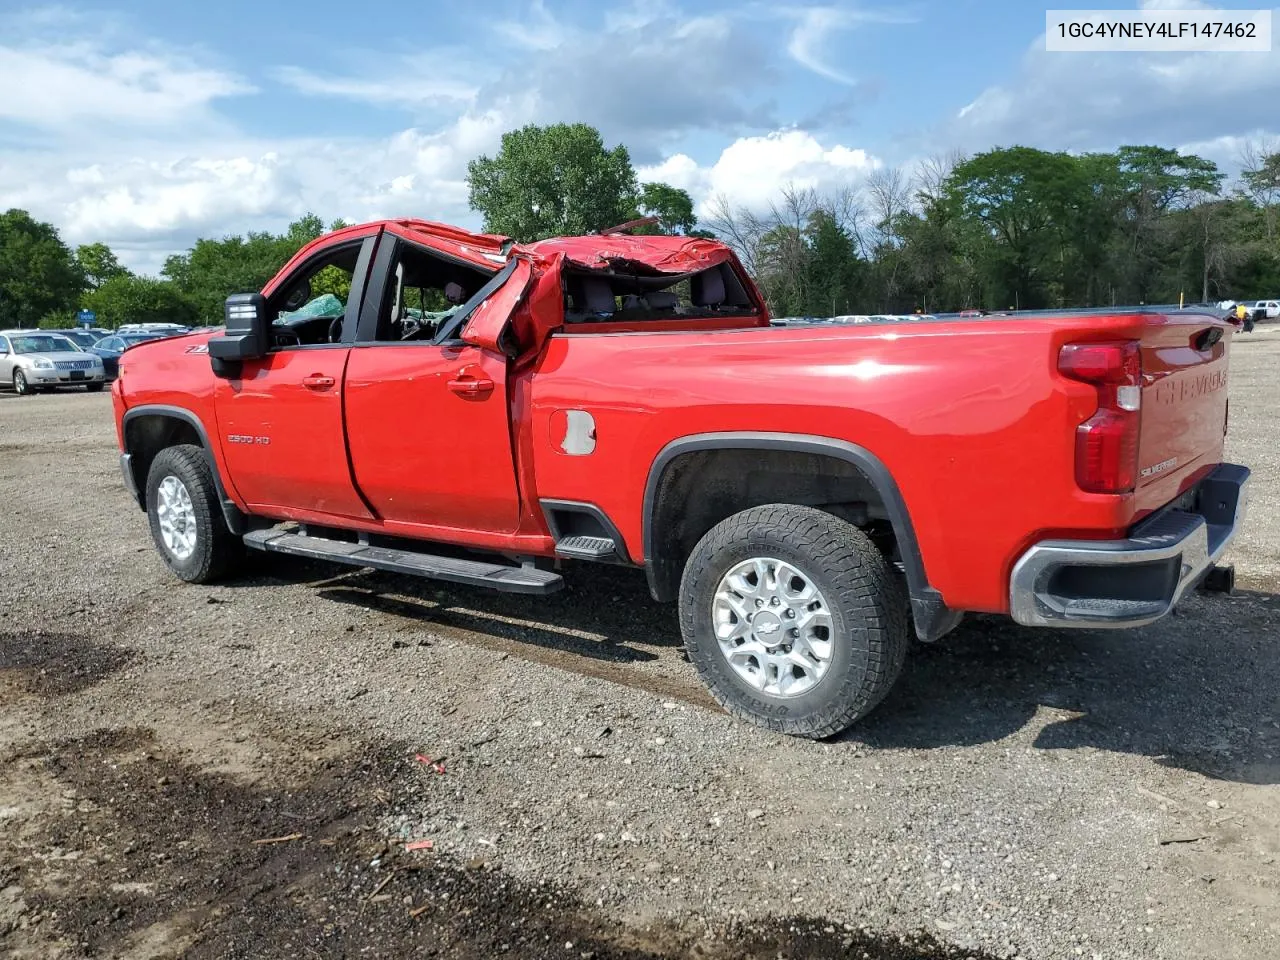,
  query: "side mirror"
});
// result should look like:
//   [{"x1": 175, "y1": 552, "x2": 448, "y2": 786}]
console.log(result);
[{"x1": 209, "y1": 293, "x2": 269, "y2": 377}]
